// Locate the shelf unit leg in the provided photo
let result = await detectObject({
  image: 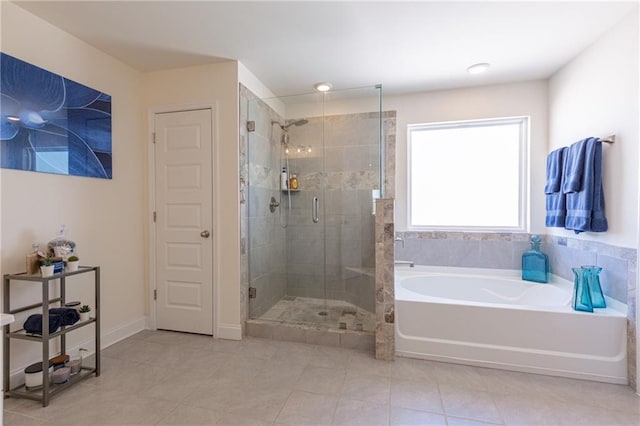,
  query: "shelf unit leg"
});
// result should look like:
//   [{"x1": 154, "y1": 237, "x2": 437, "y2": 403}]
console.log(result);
[
  {"x1": 42, "y1": 278, "x2": 50, "y2": 407},
  {"x1": 95, "y1": 267, "x2": 100, "y2": 377},
  {"x1": 3, "y1": 277, "x2": 10, "y2": 399}
]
